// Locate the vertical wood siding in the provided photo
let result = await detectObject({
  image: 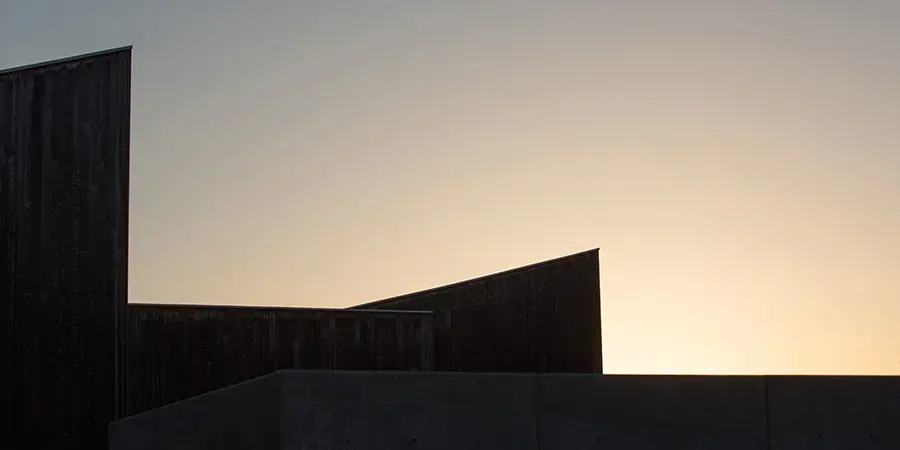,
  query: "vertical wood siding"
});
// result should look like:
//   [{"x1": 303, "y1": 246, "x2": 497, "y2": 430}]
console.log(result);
[
  {"x1": 0, "y1": 47, "x2": 131, "y2": 450},
  {"x1": 351, "y1": 249, "x2": 603, "y2": 374},
  {"x1": 126, "y1": 305, "x2": 434, "y2": 415}
]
